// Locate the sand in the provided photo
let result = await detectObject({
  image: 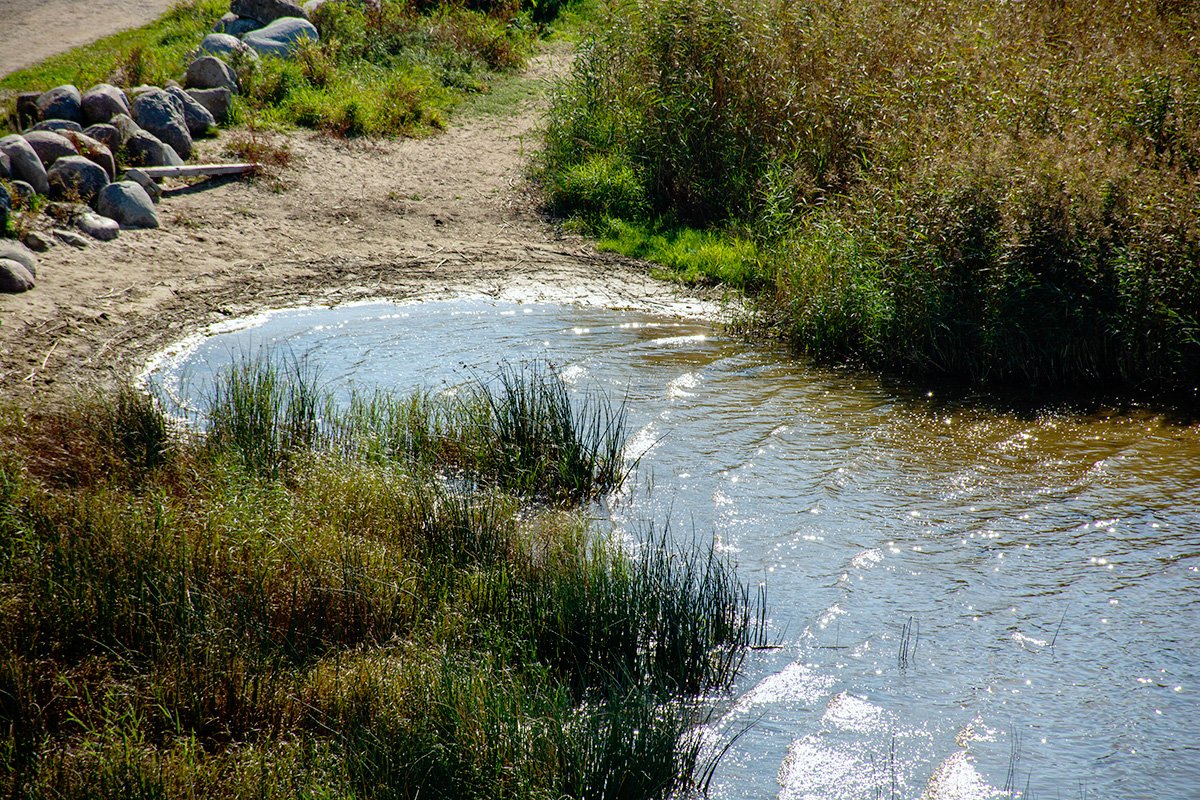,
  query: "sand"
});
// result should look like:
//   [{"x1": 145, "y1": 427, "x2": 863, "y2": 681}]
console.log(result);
[
  {"x1": 0, "y1": 0, "x2": 180, "y2": 78},
  {"x1": 0, "y1": 39, "x2": 712, "y2": 404}
]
